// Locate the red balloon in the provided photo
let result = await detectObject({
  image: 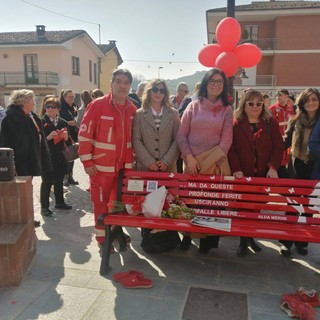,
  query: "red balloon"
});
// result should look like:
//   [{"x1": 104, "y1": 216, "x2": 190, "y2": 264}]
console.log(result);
[
  {"x1": 234, "y1": 43, "x2": 262, "y2": 68},
  {"x1": 198, "y1": 44, "x2": 223, "y2": 67},
  {"x1": 216, "y1": 17, "x2": 241, "y2": 52},
  {"x1": 215, "y1": 52, "x2": 238, "y2": 77}
]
